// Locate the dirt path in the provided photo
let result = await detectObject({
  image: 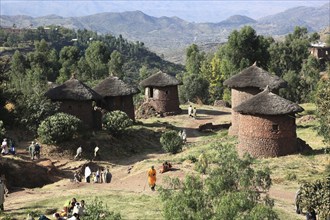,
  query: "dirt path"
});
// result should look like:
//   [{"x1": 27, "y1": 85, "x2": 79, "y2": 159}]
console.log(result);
[{"x1": 3, "y1": 105, "x2": 301, "y2": 219}]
